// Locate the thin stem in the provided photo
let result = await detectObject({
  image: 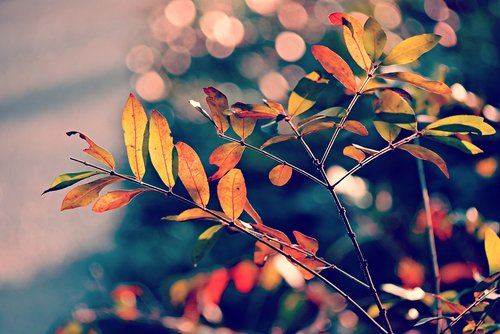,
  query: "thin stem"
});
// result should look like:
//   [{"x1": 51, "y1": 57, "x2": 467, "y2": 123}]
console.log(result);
[
  {"x1": 321, "y1": 64, "x2": 378, "y2": 165},
  {"x1": 69, "y1": 157, "x2": 387, "y2": 333},
  {"x1": 441, "y1": 288, "x2": 497, "y2": 334},
  {"x1": 416, "y1": 137, "x2": 442, "y2": 334}
]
